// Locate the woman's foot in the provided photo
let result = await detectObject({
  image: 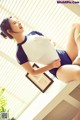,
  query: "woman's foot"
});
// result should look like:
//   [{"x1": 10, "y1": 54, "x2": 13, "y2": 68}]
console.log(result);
[{"x1": 72, "y1": 57, "x2": 80, "y2": 65}]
